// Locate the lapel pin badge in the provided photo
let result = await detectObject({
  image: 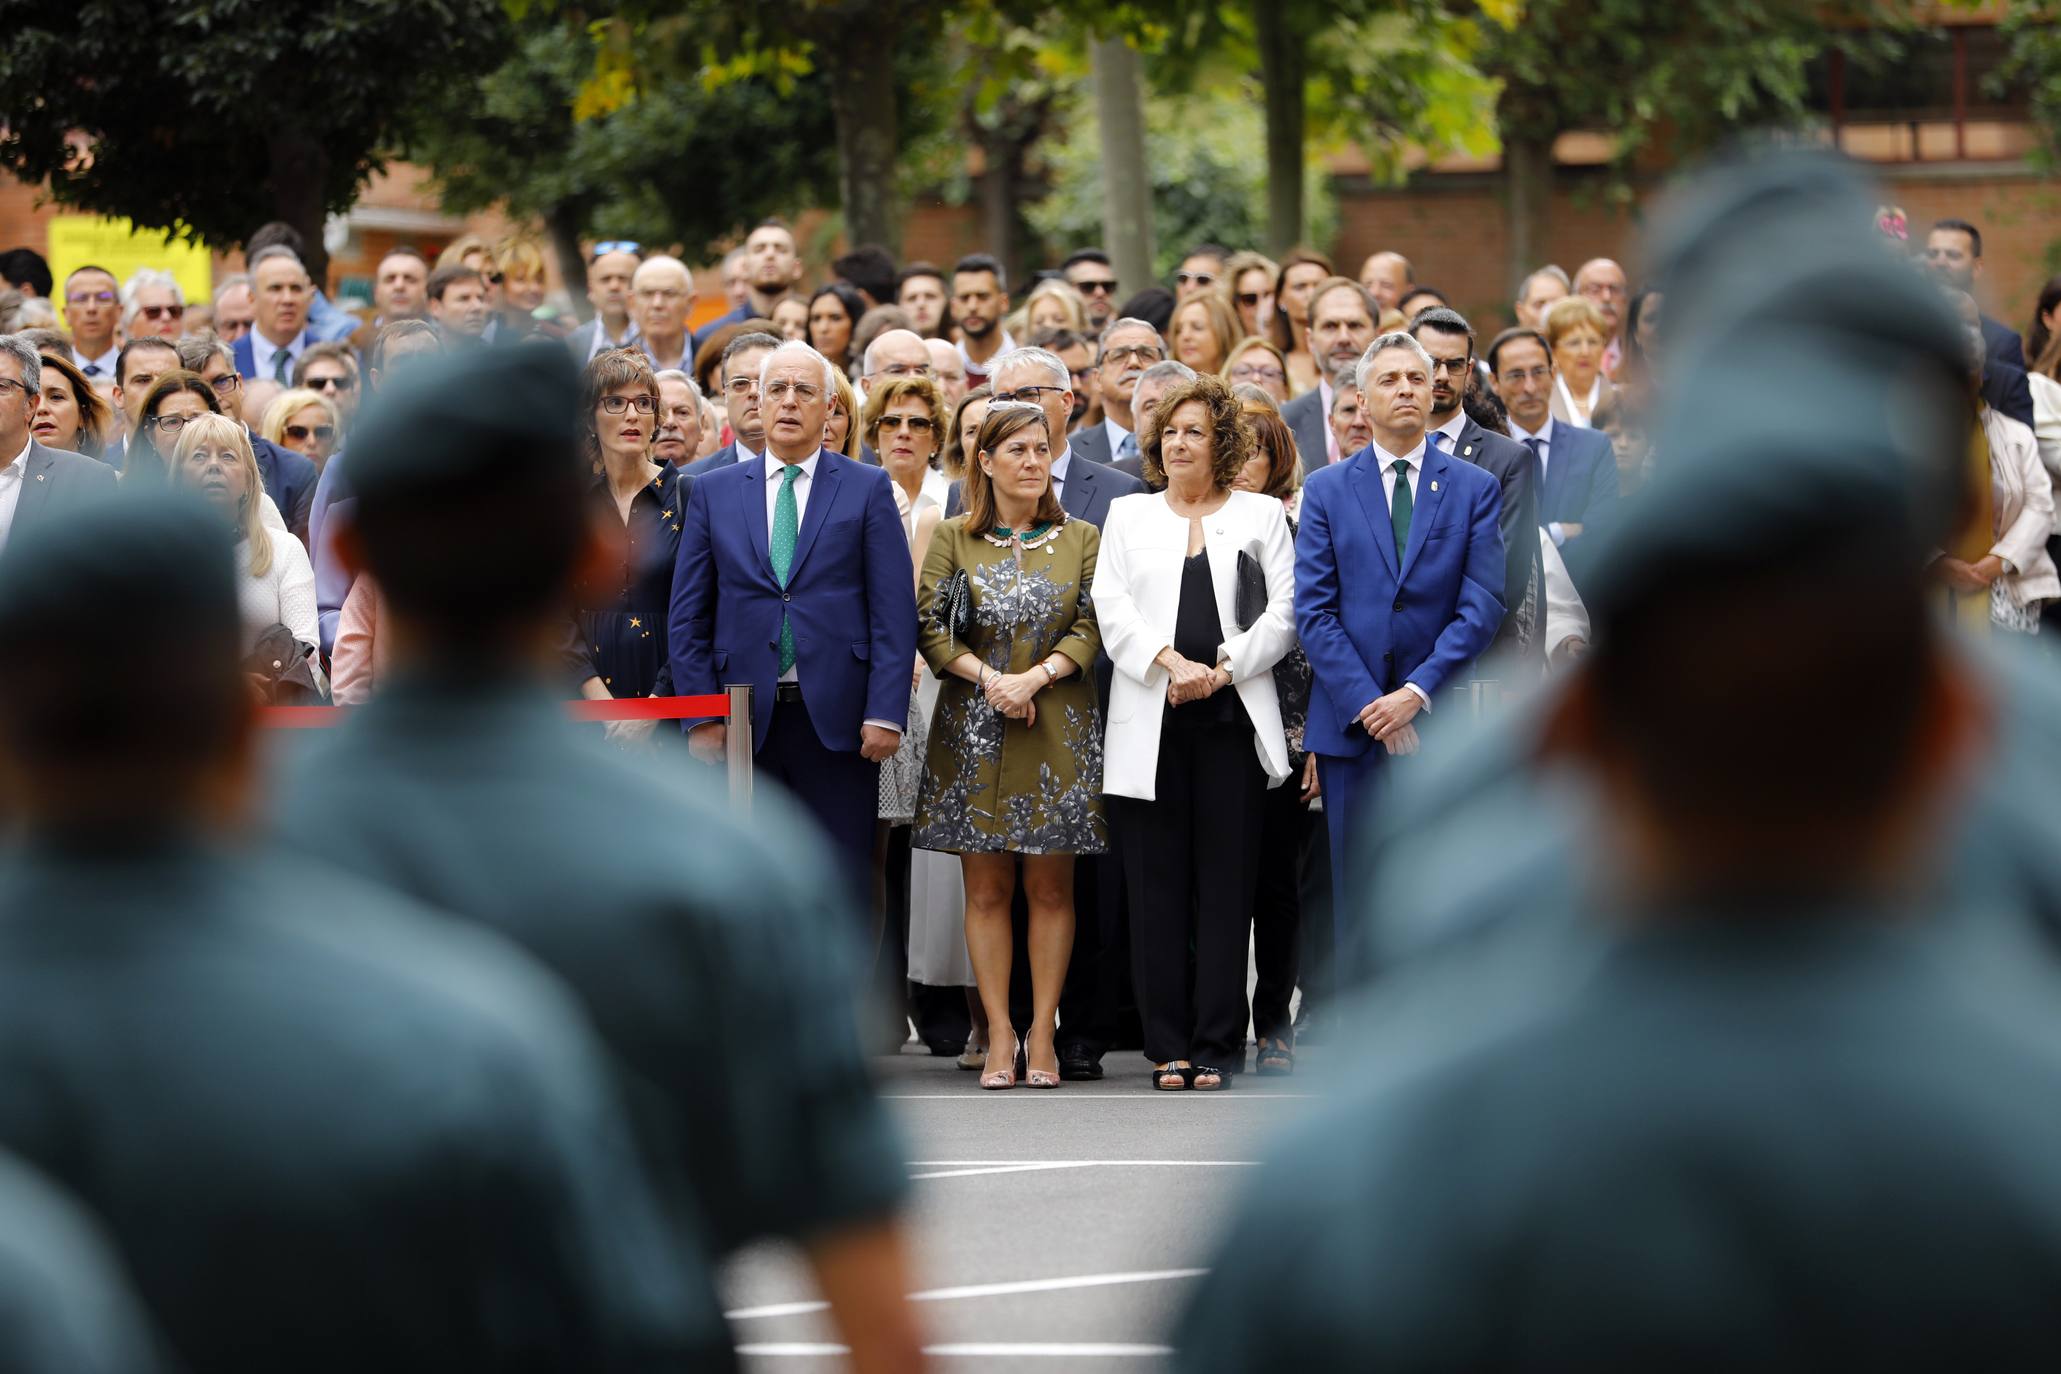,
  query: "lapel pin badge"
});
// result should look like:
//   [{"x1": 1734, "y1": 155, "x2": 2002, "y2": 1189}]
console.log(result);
[
  {"x1": 1431, "y1": 480, "x2": 1439, "y2": 491},
  {"x1": 1462, "y1": 445, "x2": 1472, "y2": 456}
]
